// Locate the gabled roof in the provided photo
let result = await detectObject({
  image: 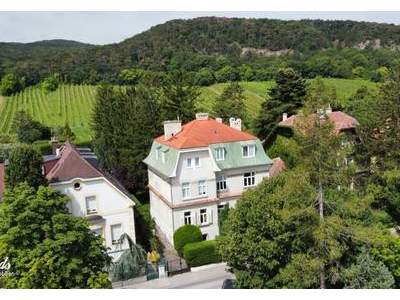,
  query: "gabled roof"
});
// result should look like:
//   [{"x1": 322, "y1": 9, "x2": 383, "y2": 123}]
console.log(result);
[
  {"x1": 46, "y1": 141, "x2": 103, "y2": 183},
  {"x1": 279, "y1": 111, "x2": 359, "y2": 134},
  {"x1": 155, "y1": 118, "x2": 256, "y2": 149}
]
